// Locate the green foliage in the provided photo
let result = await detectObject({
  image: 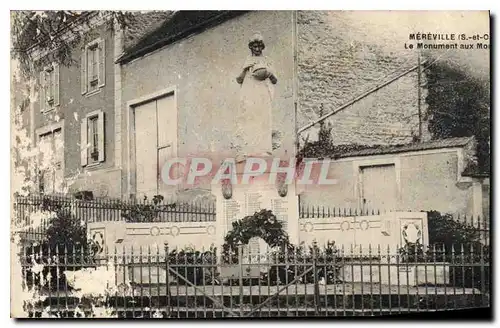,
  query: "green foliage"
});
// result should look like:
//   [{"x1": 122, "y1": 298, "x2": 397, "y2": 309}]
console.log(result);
[
  {"x1": 166, "y1": 246, "x2": 218, "y2": 286},
  {"x1": 264, "y1": 241, "x2": 342, "y2": 285},
  {"x1": 222, "y1": 209, "x2": 290, "y2": 263},
  {"x1": 398, "y1": 210, "x2": 488, "y2": 263},
  {"x1": 24, "y1": 197, "x2": 97, "y2": 291},
  {"x1": 398, "y1": 242, "x2": 426, "y2": 263},
  {"x1": 121, "y1": 195, "x2": 178, "y2": 223},
  {"x1": 427, "y1": 210, "x2": 481, "y2": 247},
  {"x1": 424, "y1": 60, "x2": 490, "y2": 173},
  {"x1": 296, "y1": 108, "x2": 387, "y2": 160},
  {"x1": 396, "y1": 211, "x2": 490, "y2": 289},
  {"x1": 11, "y1": 11, "x2": 135, "y2": 76}
]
